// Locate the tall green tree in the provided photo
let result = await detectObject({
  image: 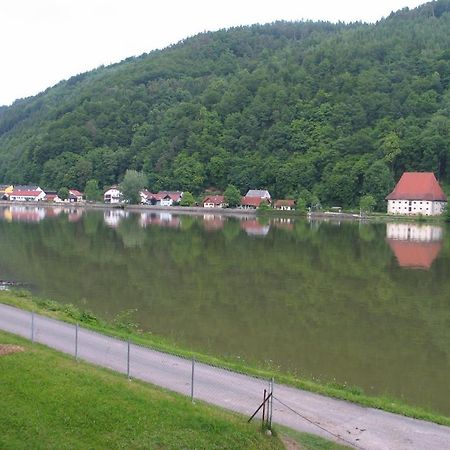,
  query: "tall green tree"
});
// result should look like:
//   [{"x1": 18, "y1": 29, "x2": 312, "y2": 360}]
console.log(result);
[
  {"x1": 58, "y1": 187, "x2": 69, "y2": 201},
  {"x1": 180, "y1": 192, "x2": 196, "y2": 206},
  {"x1": 224, "y1": 184, "x2": 241, "y2": 207},
  {"x1": 120, "y1": 170, "x2": 146, "y2": 204},
  {"x1": 84, "y1": 179, "x2": 101, "y2": 202}
]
